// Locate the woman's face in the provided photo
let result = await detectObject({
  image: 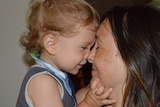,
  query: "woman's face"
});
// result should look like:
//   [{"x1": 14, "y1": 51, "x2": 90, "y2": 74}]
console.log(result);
[{"x1": 89, "y1": 19, "x2": 127, "y2": 100}]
